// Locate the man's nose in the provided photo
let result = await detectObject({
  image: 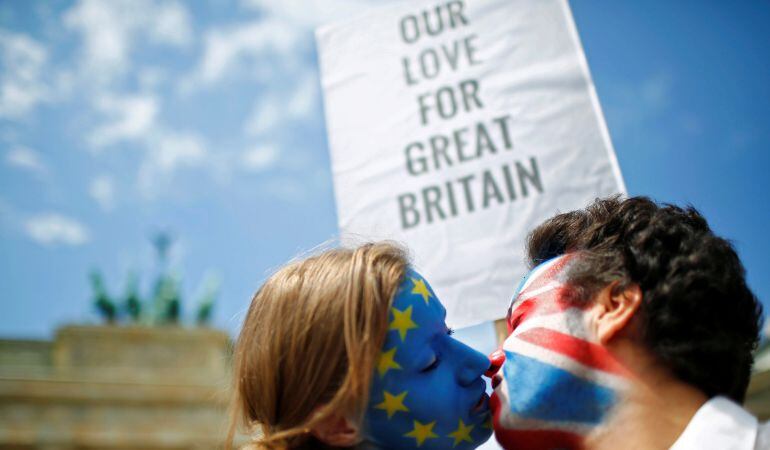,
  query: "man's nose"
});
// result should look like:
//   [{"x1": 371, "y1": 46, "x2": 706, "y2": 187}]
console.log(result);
[{"x1": 451, "y1": 339, "x2": 493, "y2": 386}]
